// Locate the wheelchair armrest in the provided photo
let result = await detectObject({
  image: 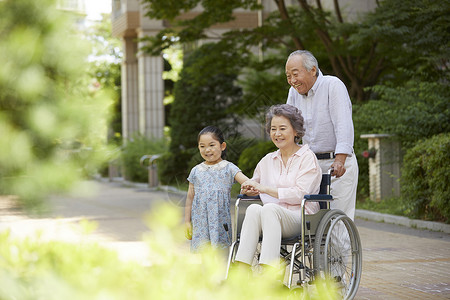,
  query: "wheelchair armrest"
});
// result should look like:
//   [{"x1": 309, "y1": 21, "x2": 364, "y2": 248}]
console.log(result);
[
  {"x1": 304, "y1": 194, "x2": 333, "y2": 201},
  {"x1": 237, "y1": 194, "x2": 261, "y2": 200}
]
